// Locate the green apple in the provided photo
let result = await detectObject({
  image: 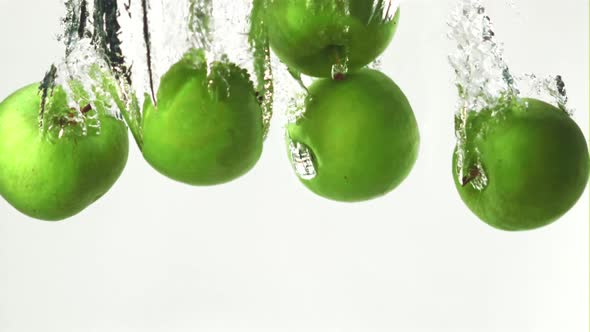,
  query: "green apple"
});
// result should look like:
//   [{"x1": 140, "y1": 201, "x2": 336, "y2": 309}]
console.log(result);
[
  {"x1": 266, "y1": 0, "x2": 400, "y2": 77},
  {"x1": 0, "y1": 84, "x2": 129, "y2": 221},
  {"x1": 287, "y1": 68, "x2": 419, "y2": 202},
  {"x1": 453, "y1": 98, "x2": 589, "y2": 231},
  {"x1": 141, "y1": 49, "x2": 263, "y2": 185}
]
